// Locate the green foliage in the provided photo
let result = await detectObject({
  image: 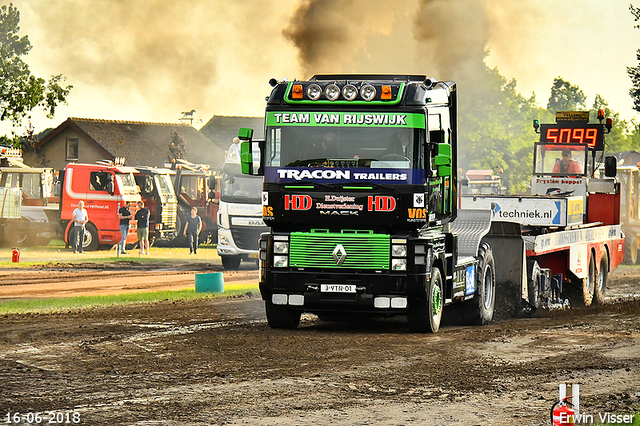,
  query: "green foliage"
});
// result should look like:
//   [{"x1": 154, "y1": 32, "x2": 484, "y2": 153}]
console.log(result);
[
  {"x1": 547, "y1": 77, "x2": 587, "y2": 113},
  {"x1": 0, "y1": 3, "x2": 72, "y2": 127},
  {"x1": 628, "y1": 4, "x2": 640, "y2": 112},
  {"x1": 590, "y1": 94, "x2": 634, "y2": 153},
  {"x1": 459, "y1": 64, "x2": 546, "y2": 193}
]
